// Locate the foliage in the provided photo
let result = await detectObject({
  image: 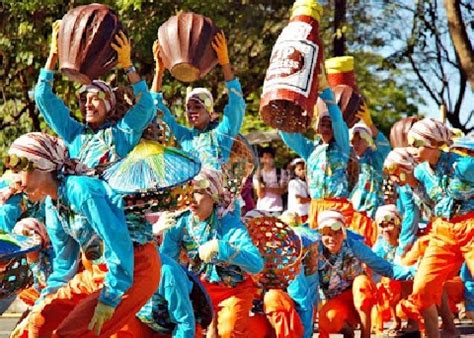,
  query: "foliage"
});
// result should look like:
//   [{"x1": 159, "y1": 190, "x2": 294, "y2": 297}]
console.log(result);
[{"x1": 0, "y1": 0, "x2": 427, "y2": 171}]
